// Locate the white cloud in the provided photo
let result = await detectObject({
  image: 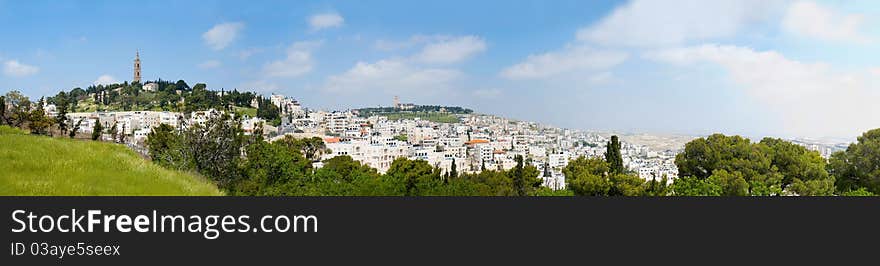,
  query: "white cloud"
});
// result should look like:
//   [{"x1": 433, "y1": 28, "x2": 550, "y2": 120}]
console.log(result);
[
  {"x1": 650, "y1": 44, "x2": 880, "y2": 137},
  {"x1": 93, "y1": 75, "x2": 118, "y2": 85},
  {"x1": 782, "y1": 1, "x2": 869, "y2": 43},
  {"x1": 375, "y1": 35, "x2": 442, "y2": 51},
  {"x1": 308, "y1": 12, "x2": 344, "y2": 31},
  {"x1": 198, "y1": 60, "x2": 222, "y2": 69},
  {"x1": 202, "y1": 22, "x2": 245, "y2": 51},
  {"x1": 414, "y1": 36, "x2": 487, "y2": 64},
  {"x1": 323, "y1": 59, "x2": 461, "y2": 95},
  {"x1": 577, "y1": 0, "x2": 780, "y2": 47},
  {"x1": 500, "y1": 45, "x2": 628, "y2": 80},
  {"x1": 263, "y1": 40, "x2": 322, "y2": 78},
  {"x1": 3, "y1": 60, "x2": 39, "y2": 77}
]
